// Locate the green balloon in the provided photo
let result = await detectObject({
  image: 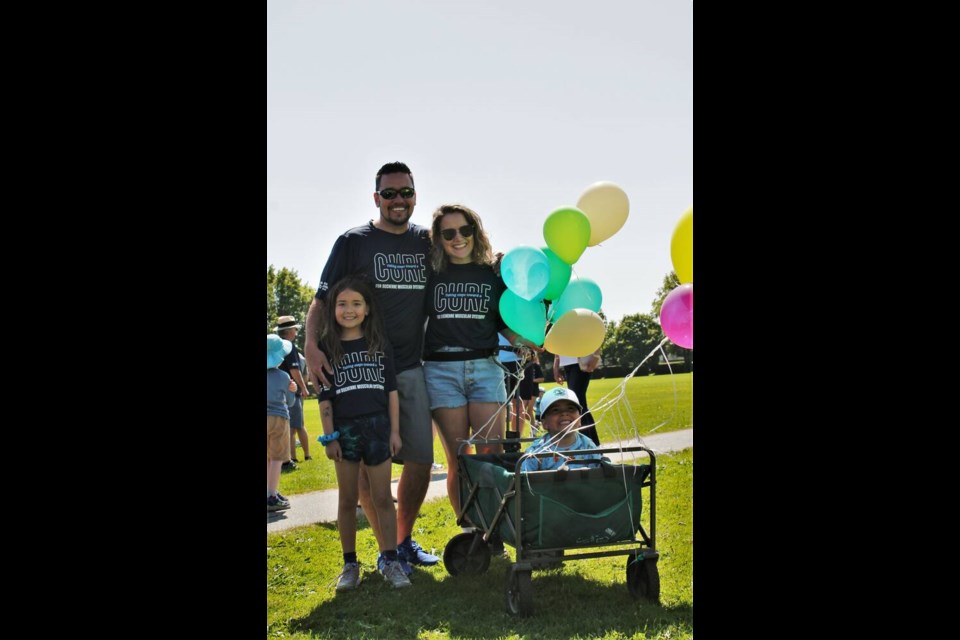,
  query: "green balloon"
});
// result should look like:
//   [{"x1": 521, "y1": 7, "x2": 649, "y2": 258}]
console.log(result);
[
  {"x1": 541, "y1": 247, "x2": 572, "y2": 300},
  {"x1": 543, "y1": 207, "x2": 591, "y2": 265},
  {"x1": 549, "y1": 277, "x2": 603, "y2": 322},
  {"x1": 498, "y1": 289, "x2": 546, "y2": 345}
]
